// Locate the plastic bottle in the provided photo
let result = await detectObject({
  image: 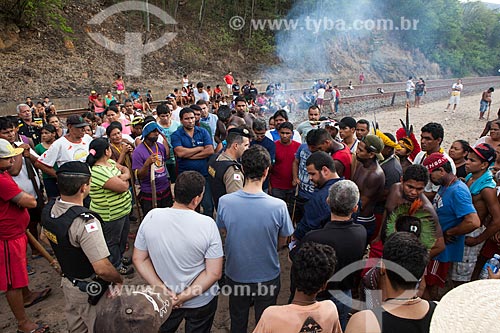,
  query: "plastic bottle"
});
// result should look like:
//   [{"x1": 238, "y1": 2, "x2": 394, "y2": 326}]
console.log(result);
[{"x1": 479, "y1": 253, "x2": 500, "y2": 279}]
